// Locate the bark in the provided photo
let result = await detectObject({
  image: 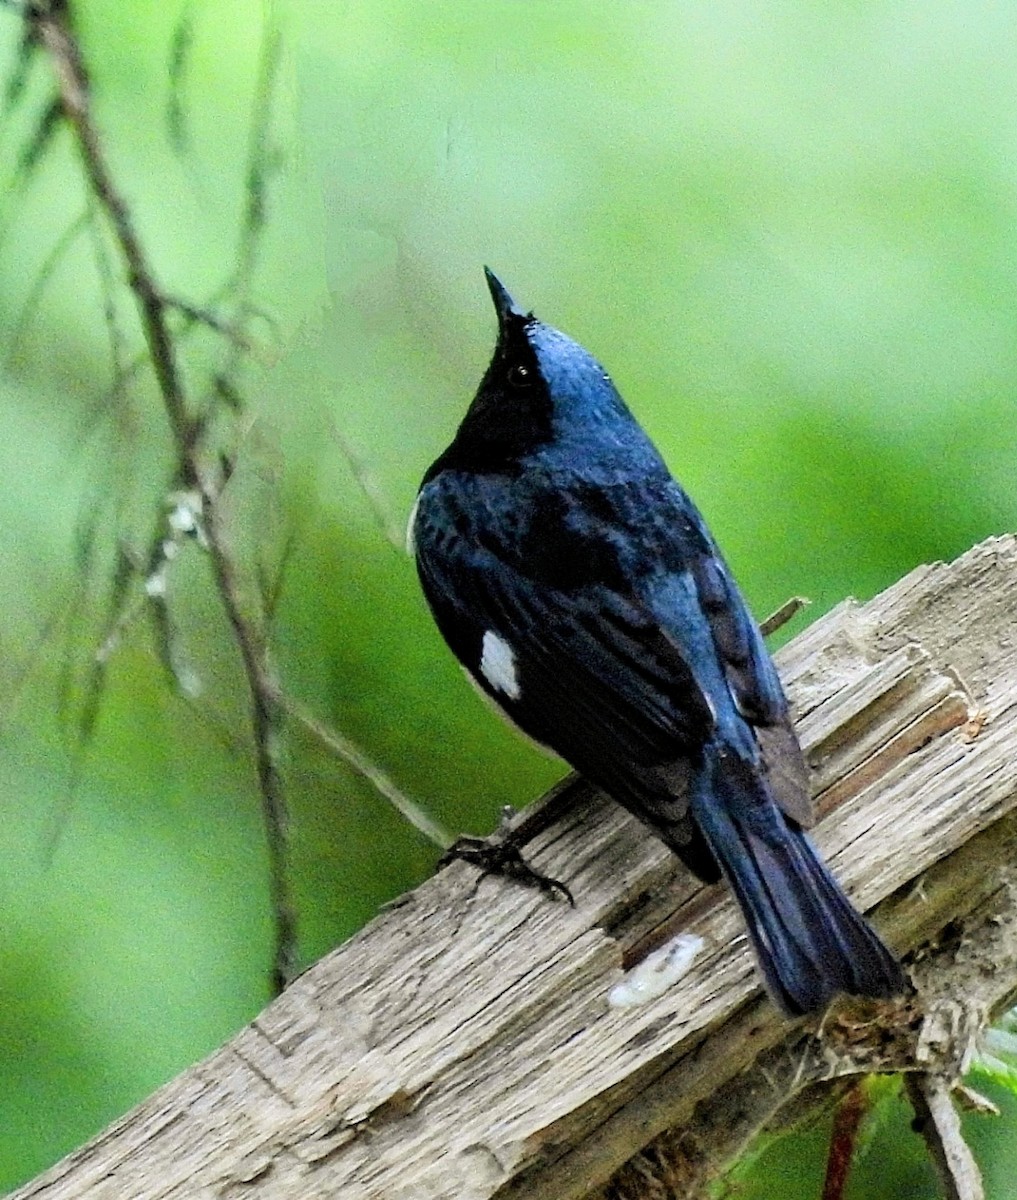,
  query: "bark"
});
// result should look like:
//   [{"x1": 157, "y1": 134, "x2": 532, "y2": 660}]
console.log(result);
[{"x1": 13, "y1": 535, "x2": 1017, "y2": 1200}]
